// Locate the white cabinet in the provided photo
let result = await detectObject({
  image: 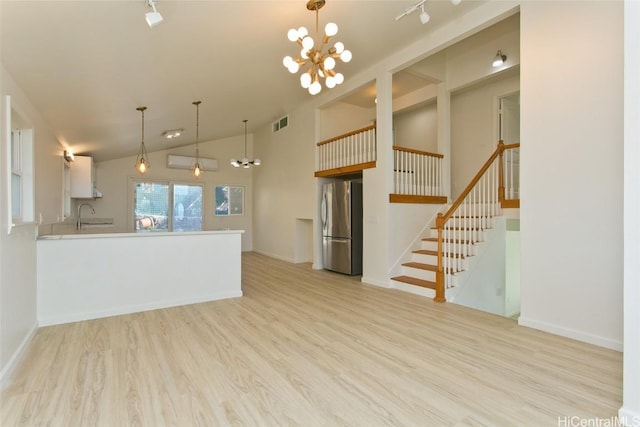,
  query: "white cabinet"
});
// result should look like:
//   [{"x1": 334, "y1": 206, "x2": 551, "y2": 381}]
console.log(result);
[{"x1": 70, "y1": 156, "x2": 94, "y2": 198}]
